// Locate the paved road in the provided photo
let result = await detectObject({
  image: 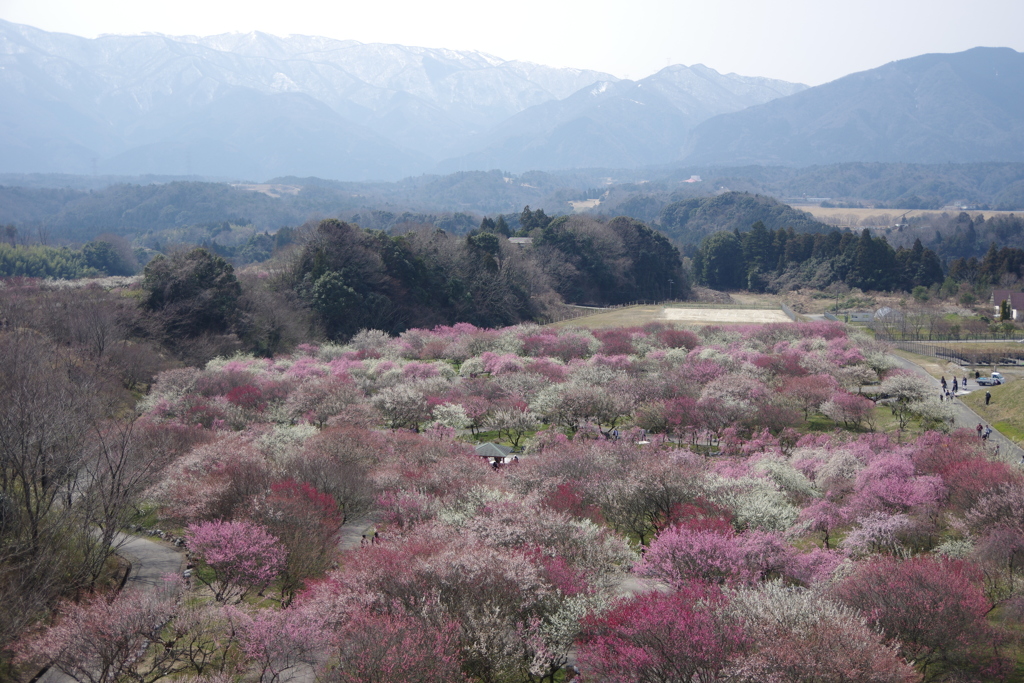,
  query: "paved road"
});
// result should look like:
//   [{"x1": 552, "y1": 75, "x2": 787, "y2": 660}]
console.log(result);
[{"x1": 888, "y1": 353, "x2": 1024, "y2": 464}]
